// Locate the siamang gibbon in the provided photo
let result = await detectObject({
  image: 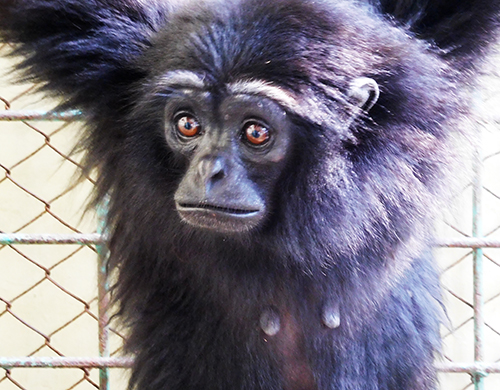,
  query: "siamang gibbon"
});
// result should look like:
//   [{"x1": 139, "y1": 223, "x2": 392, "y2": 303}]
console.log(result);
[{"x1": 1, "y1": 0, "x2": 499, "y2": 389}]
